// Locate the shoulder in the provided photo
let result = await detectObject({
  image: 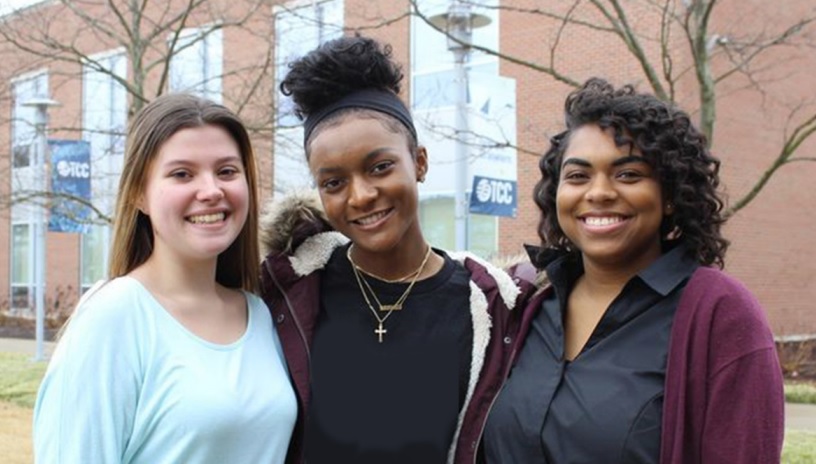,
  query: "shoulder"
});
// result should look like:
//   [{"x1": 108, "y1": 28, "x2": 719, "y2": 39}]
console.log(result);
[
  {"x1": 69, "y1": 277, "x2": 150, "y2": 327},
  {"x1": 245, "y1": 291, "x2": 272, "y2": 319},
  {"x1": 446, "y1": 250, "x2": 525, "y2": 311},
  {"x1": 676, "y1": 267, "x2": 776, "y2": 365},
  {"x1": 681, "y1": 267, "x2": 764, "y2": 320},
  {"x1": 50, "y1": 278, "x2": 151, "y2": 368}
]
